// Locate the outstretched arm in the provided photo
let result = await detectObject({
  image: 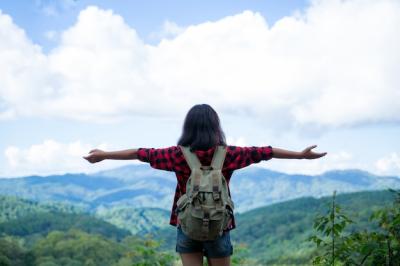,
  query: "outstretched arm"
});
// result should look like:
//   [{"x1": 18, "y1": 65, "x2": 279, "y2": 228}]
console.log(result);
[
  {"x1": 272, "y1": 145, "x2": 327, "y2": 159},
  {"x1": 83, "y1": 149, "x2": 138, "y2": 163}
]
